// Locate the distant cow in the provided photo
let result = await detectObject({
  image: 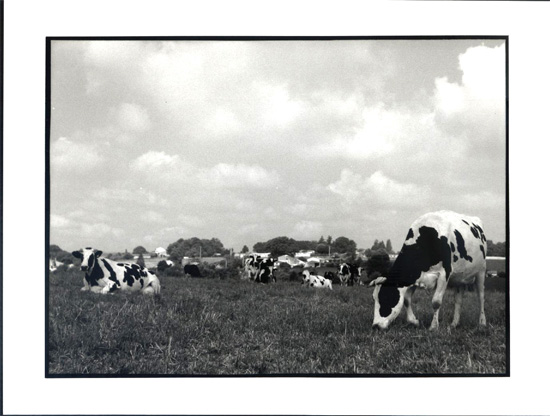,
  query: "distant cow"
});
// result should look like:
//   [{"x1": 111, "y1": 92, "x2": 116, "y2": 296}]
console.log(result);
[
  {"x1": 302, "y1": 269, "x2": 332, "y2": 290},
  {"x1": 369, "y1": 211, "x2": 487, "y2": 330},
  {"x1": 337, "y1": 263, "x2": 363, "y2": 286},
  {"x1": 256, "y1": 257, "x2": 276, "y2": 283},
  {"x1": 243, "y1": 255, "x2": 276, "y2": 283},
  {"x1": 243, "y1": 255, "x2": 260, "y2": 281},
  {"x1": 72, "y1": 247, "x2": 160, "y2": 295},
  {"x1": 184, "y1": 264, "x2": 202, "y2": 278}
]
